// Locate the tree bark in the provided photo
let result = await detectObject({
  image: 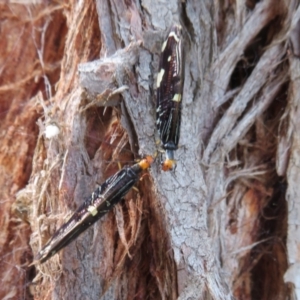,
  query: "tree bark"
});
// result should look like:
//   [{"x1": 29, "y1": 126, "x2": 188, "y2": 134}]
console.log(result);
[{"x1": 2, "y1": 0, "x2": 300, "y2": 299}]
